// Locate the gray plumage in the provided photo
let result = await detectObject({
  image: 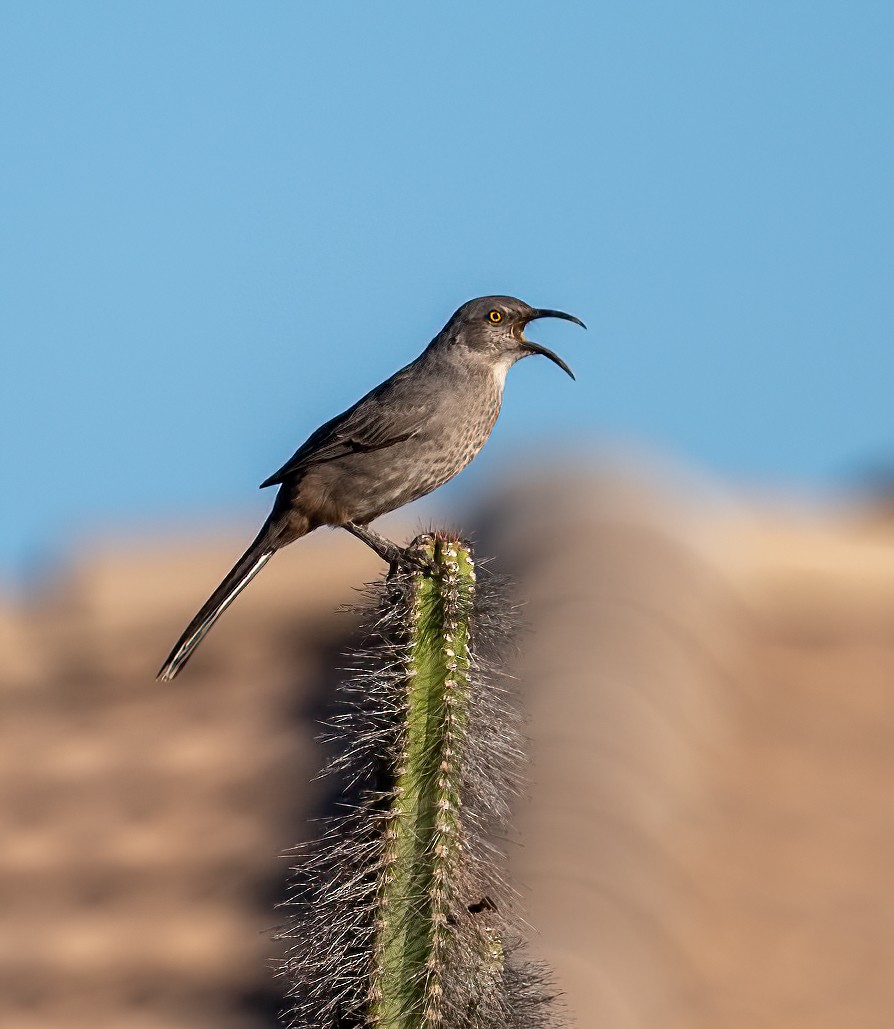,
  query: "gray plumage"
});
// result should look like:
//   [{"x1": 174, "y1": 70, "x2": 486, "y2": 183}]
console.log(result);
[{"x1": 157, "y1": 295, "x2": 584, "y2": 680}]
